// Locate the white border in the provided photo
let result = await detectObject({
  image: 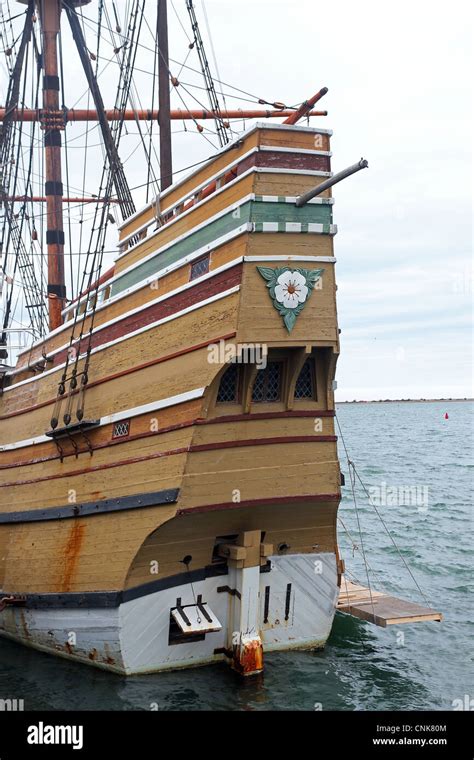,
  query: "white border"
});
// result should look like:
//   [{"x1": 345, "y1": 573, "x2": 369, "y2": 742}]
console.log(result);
[
  {"x1": 117, "y1": 145, "x2": 334, "y2": 249},
  {"x1": 118, "y1": 121, "x2": 333, "y2": 230},
  {"x1": 3, "y1": 286, "x2": 240, "y2": 392},
  {"x1": 117, "y1": 162, "x2": 257, "y2": 252},
  {"x1": 53, "y1": 255, "x2": 336, "y2": 363},
  {"x1": 244, "y1": 256, "x2": 336, "y2": 263},
  {"x1": 17, "y1": 258, "x2": 245, "y2": 365},
  {"x1": 0, "y1": 387, "x2": 206, "y2": 452},
  {"x1": 113, "y1": 193, "x2": 254, "y2": 274},
  {"x1": 63, "y1": 188, "x2": 334, "y2": 320},
  {"x1": 18, "y1": 208, "x2": 337, "y2": 362}
]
